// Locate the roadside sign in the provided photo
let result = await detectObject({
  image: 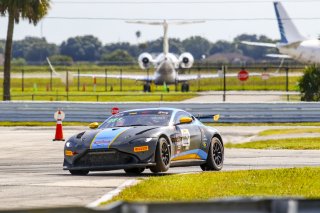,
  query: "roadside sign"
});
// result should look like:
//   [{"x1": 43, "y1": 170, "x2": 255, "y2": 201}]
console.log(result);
[
  {"x1": 238, "y1": 69, "x2": 249, "y2": 81},
  {"x1": 54, "y1": 110, "x2": 65, "y2": 121},
  {"x1": 262, "y1": 73, "x2": 270, "y2": 80},
  {"x1": 111, "y1": 107, "x2": 119, "y2": 115}
]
